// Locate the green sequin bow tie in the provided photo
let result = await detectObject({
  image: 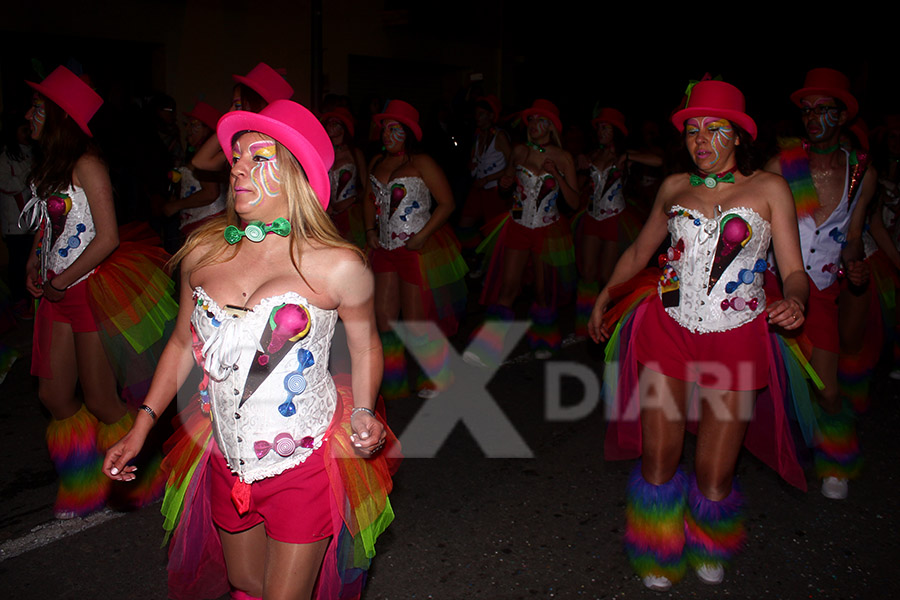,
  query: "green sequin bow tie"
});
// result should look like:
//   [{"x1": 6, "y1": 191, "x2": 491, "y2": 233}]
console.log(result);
[
  {"x1": 224, "y1": 218, "x2": 291, "y2": 244},
  {"x1": 690, "y1": 172, "x2": 736, "y2": 188}
]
